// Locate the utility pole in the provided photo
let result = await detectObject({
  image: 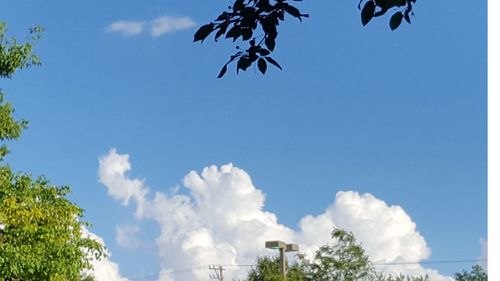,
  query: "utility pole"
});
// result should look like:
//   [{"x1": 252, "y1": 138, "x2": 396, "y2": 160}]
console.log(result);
[
  {"x1": 279, "y1": 247, "x2": 286, "y2": 281},
  {"x1": 209, "y1": 265, "x2": 225, "y2": 281},
  {"x1": 265, "y1": 240, "x2": 299, "y2": 281}
]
